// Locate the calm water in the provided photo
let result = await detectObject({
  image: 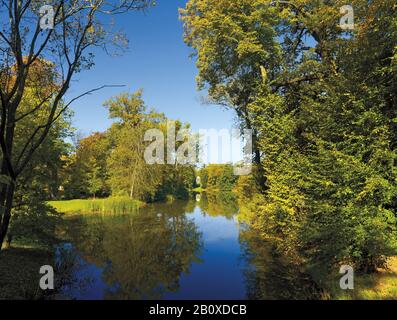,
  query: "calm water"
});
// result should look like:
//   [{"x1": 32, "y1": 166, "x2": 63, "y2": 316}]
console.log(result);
[{"x1": 58, "y1": 193, "x2": 320, "y2": 300}]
